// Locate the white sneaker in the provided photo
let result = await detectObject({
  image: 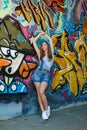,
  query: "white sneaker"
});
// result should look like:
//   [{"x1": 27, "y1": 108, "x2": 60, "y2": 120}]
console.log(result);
[
  {"x1": 42, "y1": 111, "x2": 48, "y2": 120},
  {"x1": 46, "y1": 106, "x2": 50, "y2": 118}
]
